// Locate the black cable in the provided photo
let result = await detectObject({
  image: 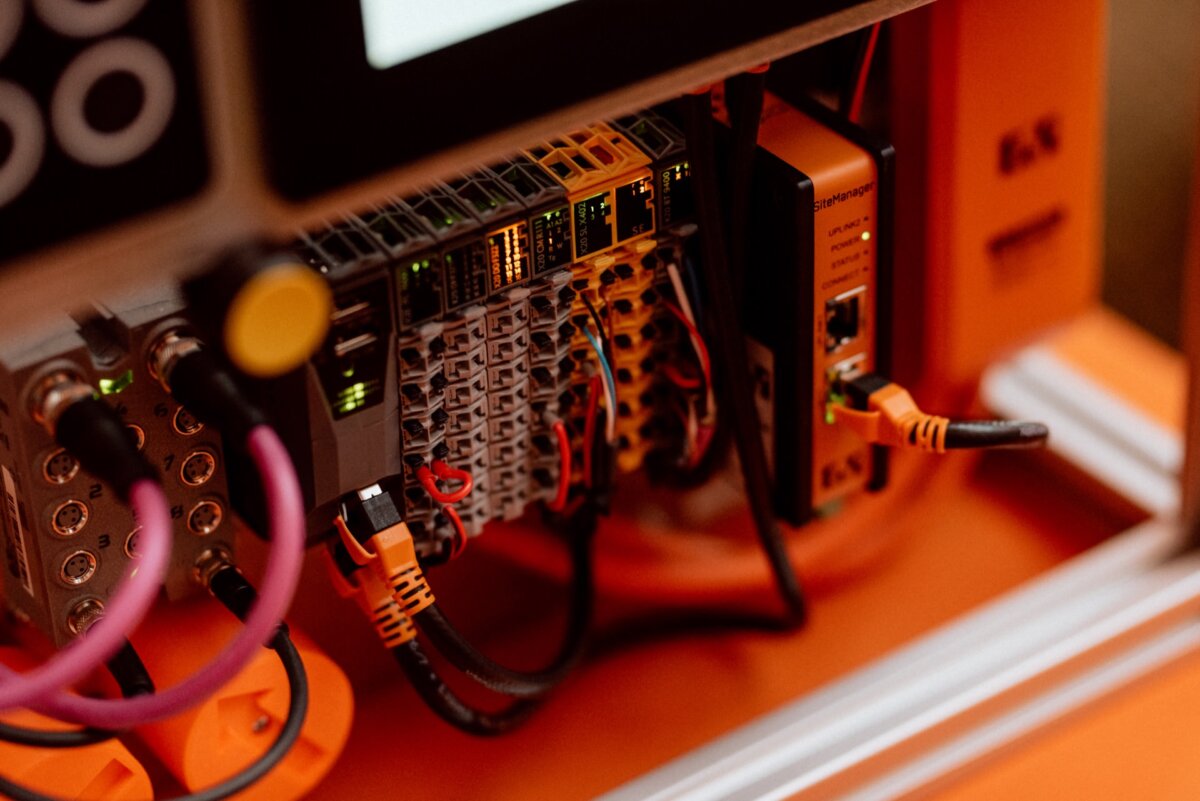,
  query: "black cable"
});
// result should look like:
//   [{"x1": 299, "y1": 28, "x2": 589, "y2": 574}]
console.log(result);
[
  {"x1": 590, "y1": 609, "x2": 793, "y2": 662},
  {"x1": 53, "y1": 396, "x2": 157, "y2": 503},
  {"x1": 580, "y1": 293, "x2": 616, "y2": 377},
  {"x1": 162, "y1": 347, "x2": 268, "y2": 446},
  {"x1": 413, "y1": 508, "x2": 595, "y2": 698},
  {"x1": 105, "y1": 640, "x2": 156, "y2": 699},
  {"x1": 682, "y1": 90, "x2": 807, "y2": 627},
  {"x1": 580, "y1": 294, "x2": 609, "y2": 344},
  {"x1": 724, "y1": 69, "x2": 768, "y2": 307},
  {"x1": 392, "y1": 640, "x2": 539, "y2": 737},
  {"x1": 0, "y1": 640, "x2": 154, "y2": 749},
  {"x1": 0, "y1": 720, "x2": 113, "y2": 749},
  {"x1": 0, "y1": 633, "x2": 307, "y2": 801},
  {"x1": 944, "y1": 420, "x2": 1049, "y2": 450}
]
